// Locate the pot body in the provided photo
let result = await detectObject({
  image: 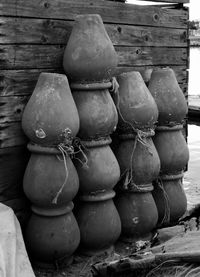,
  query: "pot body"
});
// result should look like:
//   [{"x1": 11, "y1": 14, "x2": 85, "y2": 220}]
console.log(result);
[
  {"x1": 114, "y1": 71, "x2": 158, "y2": 131},
  {"x1": 152, "y1": 173, "x2": 187, "y2": 226},
  {"x1": 114, "y1": 134, "x2": 160, "y2": 185},
  {"x1": 115, "y1": 190, "x2": 158, "y2": 241},
  {"x1": 74, "y1": 138, "x2": 120, "y2": 194},
  {"x1": 148, "y1": 67, "x2": 188, "y2": 125},
  {"x1": 63, "y1": 14, "x2": 118, "y2": 82},
  {"x1": 23, "y1": 144, "x2": 79, "y2": 207},
  {"x1": 72, "y1": 85, "x2": 118, "y2": 139},
  {"x1": 25, "y1": 203, "x2": 80, "y2": 266},
  {"x1": 153, "y1": 125, "x2": 189, "y2": 174},
  {"x1": 22, "y1": 73, "x2": 80, "y2": 145},
  {"x1": 75, "y1": 191, "x2": 121, "y2": 254}
]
